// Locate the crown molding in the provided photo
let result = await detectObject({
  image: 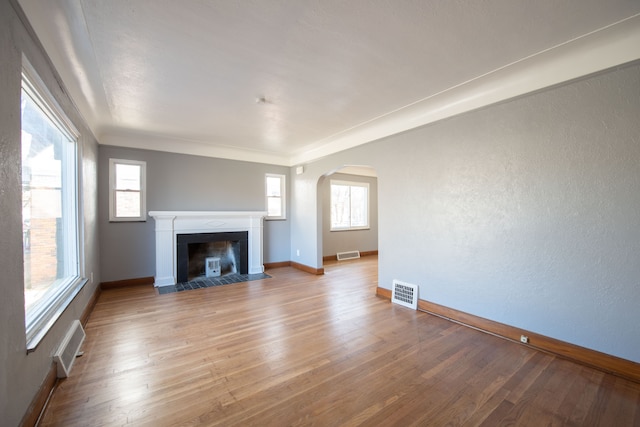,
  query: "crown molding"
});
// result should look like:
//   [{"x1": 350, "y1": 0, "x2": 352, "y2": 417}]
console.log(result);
[
  {"x1": 290, "y1": 14, "x2": 640, "y2": 166},
  {"x1": 99, "y1": 132, "x2": 291, "y2": 166}
]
